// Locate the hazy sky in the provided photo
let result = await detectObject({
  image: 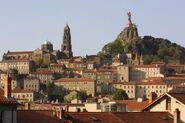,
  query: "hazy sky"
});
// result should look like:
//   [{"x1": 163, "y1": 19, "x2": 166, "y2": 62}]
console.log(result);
[{"x1": 0, "y1": 1, "x2": 185, "y2": 58}]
